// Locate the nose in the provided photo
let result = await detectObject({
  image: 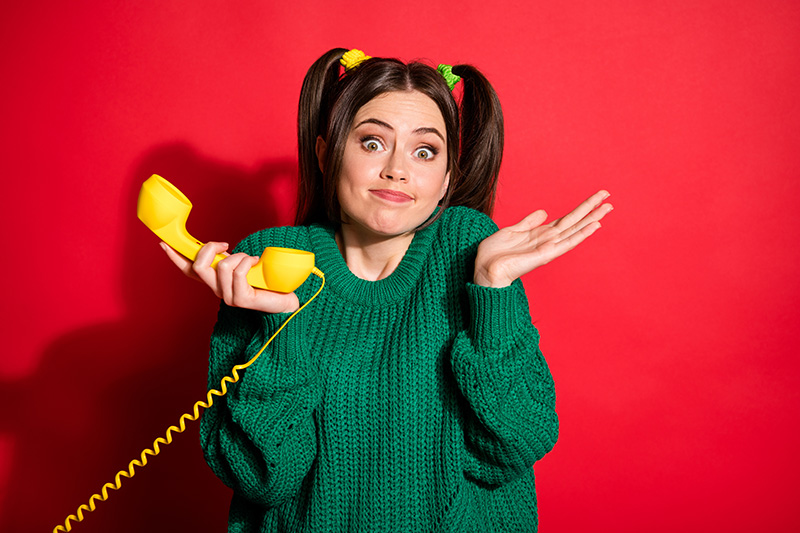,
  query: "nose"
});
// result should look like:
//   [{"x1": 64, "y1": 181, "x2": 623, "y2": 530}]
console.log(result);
[{"x1": 380, "y1": 148, "x2": 408, "y2": 182}]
